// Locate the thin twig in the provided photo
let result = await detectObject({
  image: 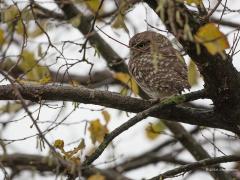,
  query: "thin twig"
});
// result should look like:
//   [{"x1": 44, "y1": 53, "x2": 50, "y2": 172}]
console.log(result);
[{"x1": 204, "y1": 0, "x2": 223, "y2": 20}]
